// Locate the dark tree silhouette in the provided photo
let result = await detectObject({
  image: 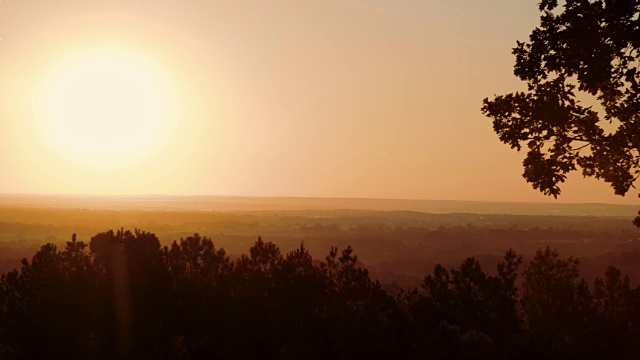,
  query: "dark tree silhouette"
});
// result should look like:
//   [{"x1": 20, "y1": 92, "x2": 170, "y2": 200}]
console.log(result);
[
  {"x1": 319, "y1": 245, "x2": 408, "y2": 358},
  {"x1": 162, "y1": 233, "x2": 234, "y2": 358},
  {"x1": 0, "y1": 237, "x2": 97, "y2": 359},
  {"x1": 89, "y1": 229, "x2": 173, "y2": 358},
  {"x1": 590, "y1": 265, "x2": 640, "y2": 358},
  {"x1": 520, "y1": 246, "x2": 593, "y2": 358},
  {"x1": 402, "y1": 249, "x2": 523, "y2": 358},
  {"x1": 481, "y1": 0, "x2": 640, "y2": 223},
  {"x1": 2, "y1": 229, "x2": 640, "y2": 359}
]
